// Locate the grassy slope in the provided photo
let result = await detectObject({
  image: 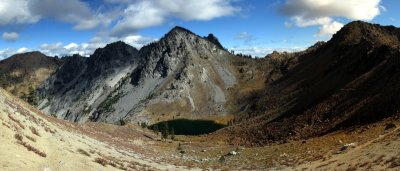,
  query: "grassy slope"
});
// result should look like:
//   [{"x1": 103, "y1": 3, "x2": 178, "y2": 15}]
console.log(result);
[{"x1": 0, "y1": 88, "x2": 186, "y2": 170}]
